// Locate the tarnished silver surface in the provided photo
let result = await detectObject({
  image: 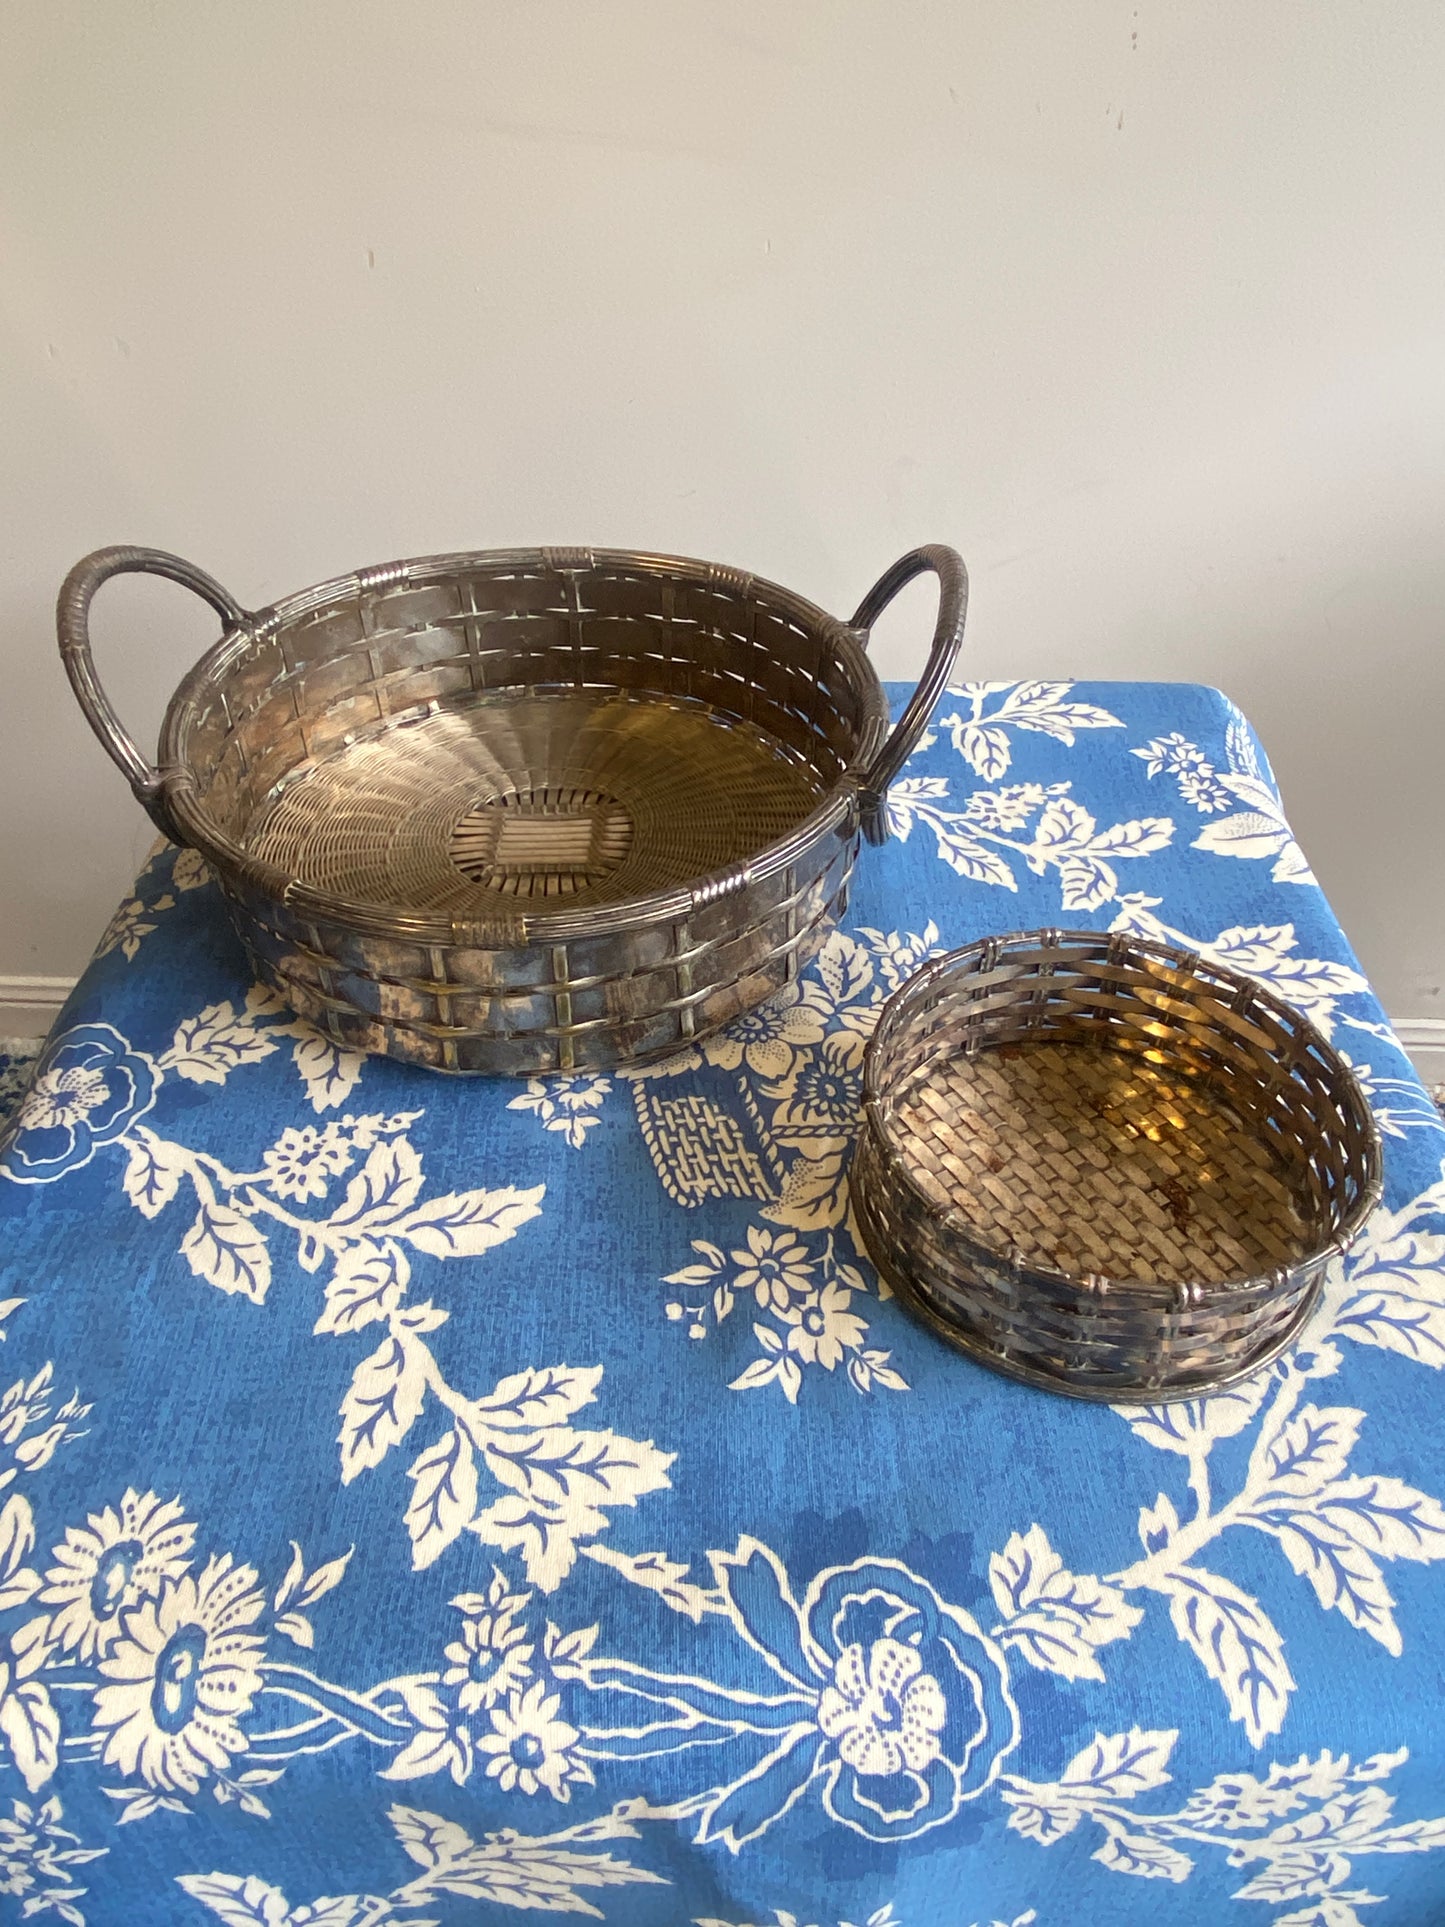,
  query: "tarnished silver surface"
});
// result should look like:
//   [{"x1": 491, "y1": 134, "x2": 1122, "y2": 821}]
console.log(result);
[{"x1": 59, "y1": 543, "x2": 967, "y2": 1074}]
